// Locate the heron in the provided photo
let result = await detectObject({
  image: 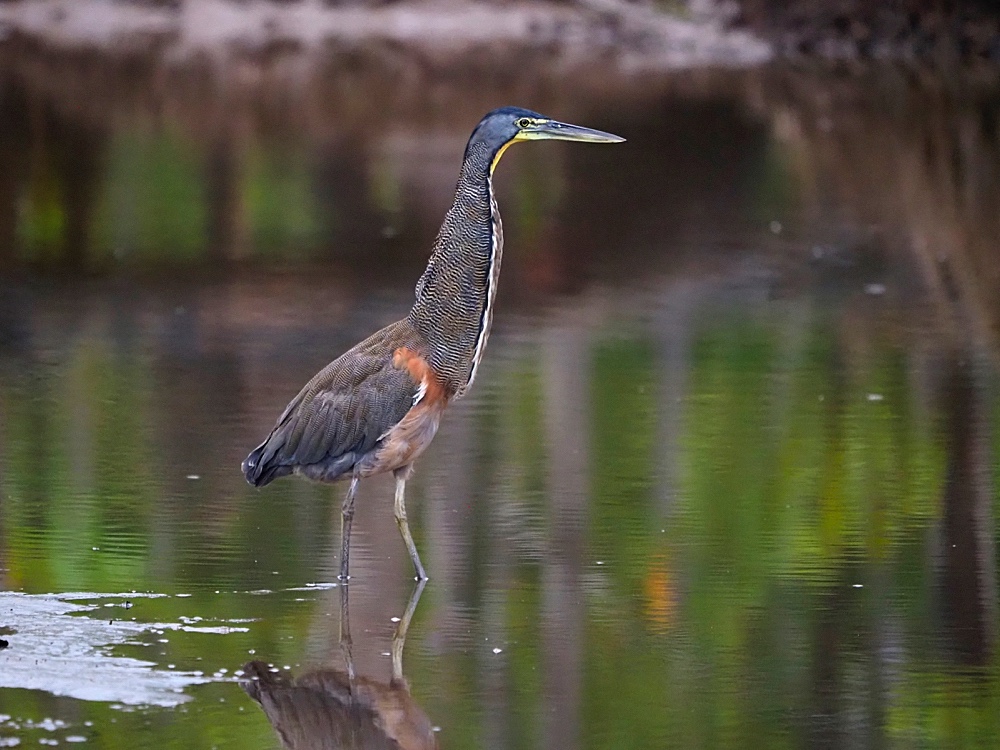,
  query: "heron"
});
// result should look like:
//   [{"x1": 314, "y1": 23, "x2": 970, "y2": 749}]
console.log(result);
[{"x1": 242, "y1": 107, "x2": 624, "y2": 581}]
